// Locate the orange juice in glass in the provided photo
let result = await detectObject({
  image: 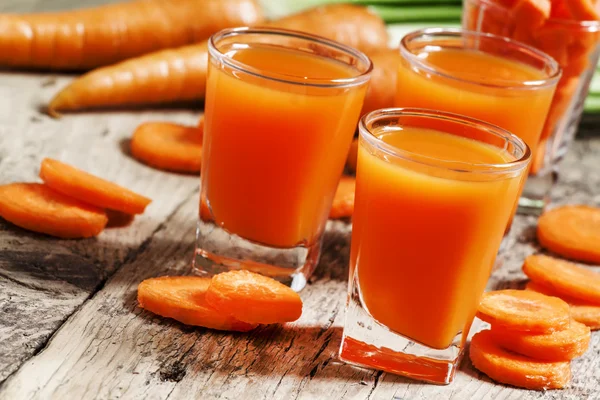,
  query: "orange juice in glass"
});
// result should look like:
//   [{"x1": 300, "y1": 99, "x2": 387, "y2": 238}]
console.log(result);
[
  {"x1": 395, "y1": 29, "x2": 560, "y2": 214},
  {"x1": 339, "y1": 109, "x2": 531, "y2": 384},
  {"x1": 193, "y1": 27, "x2": 371, "y2": 290}
]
